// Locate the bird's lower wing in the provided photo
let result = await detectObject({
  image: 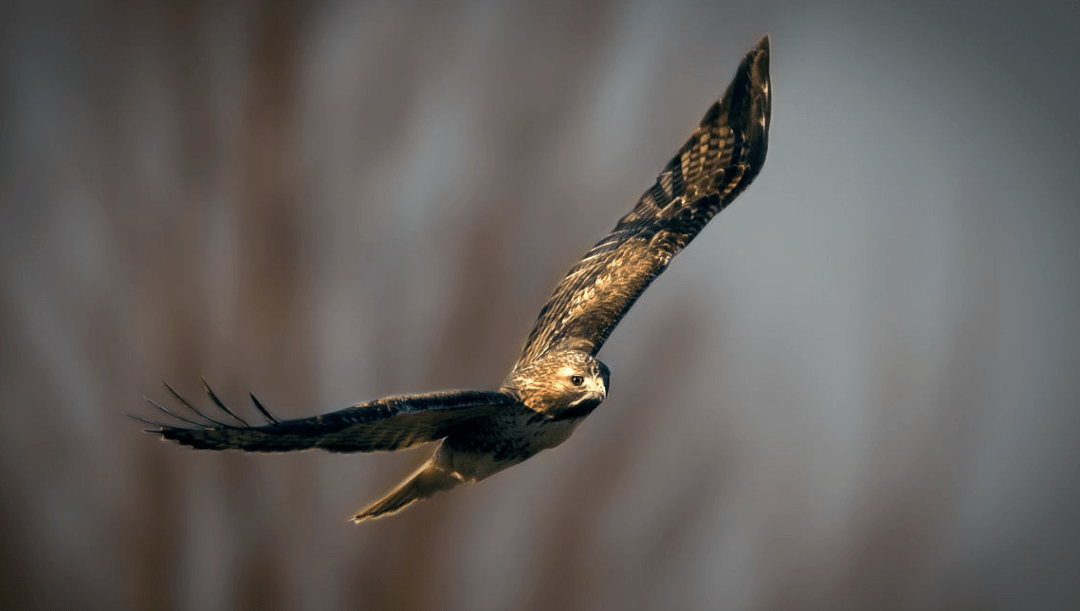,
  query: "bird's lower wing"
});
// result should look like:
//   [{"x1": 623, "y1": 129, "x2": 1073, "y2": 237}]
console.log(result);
[
  {"x1": 517, "y1": 36, "x2": 771, "y2": 364},
  {"x1": 133, "y1": 381, "x2": 516, "y2": 453}
]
